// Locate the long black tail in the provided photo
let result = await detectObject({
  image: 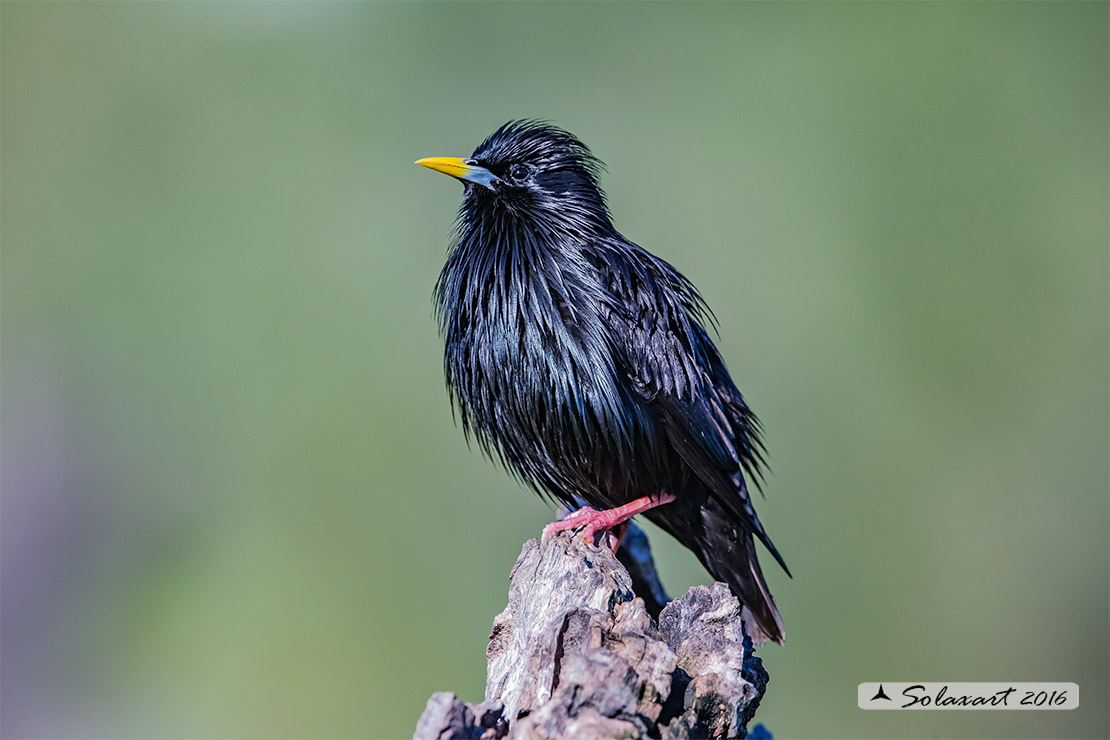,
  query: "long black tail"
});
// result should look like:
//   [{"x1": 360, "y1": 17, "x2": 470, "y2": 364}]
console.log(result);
[
  {"x1": 649, "y1": 495, "x2": 786, "y2": 645},
  {"x1": 698, "y1": 497, "x2": 785, "y2": 645}
]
